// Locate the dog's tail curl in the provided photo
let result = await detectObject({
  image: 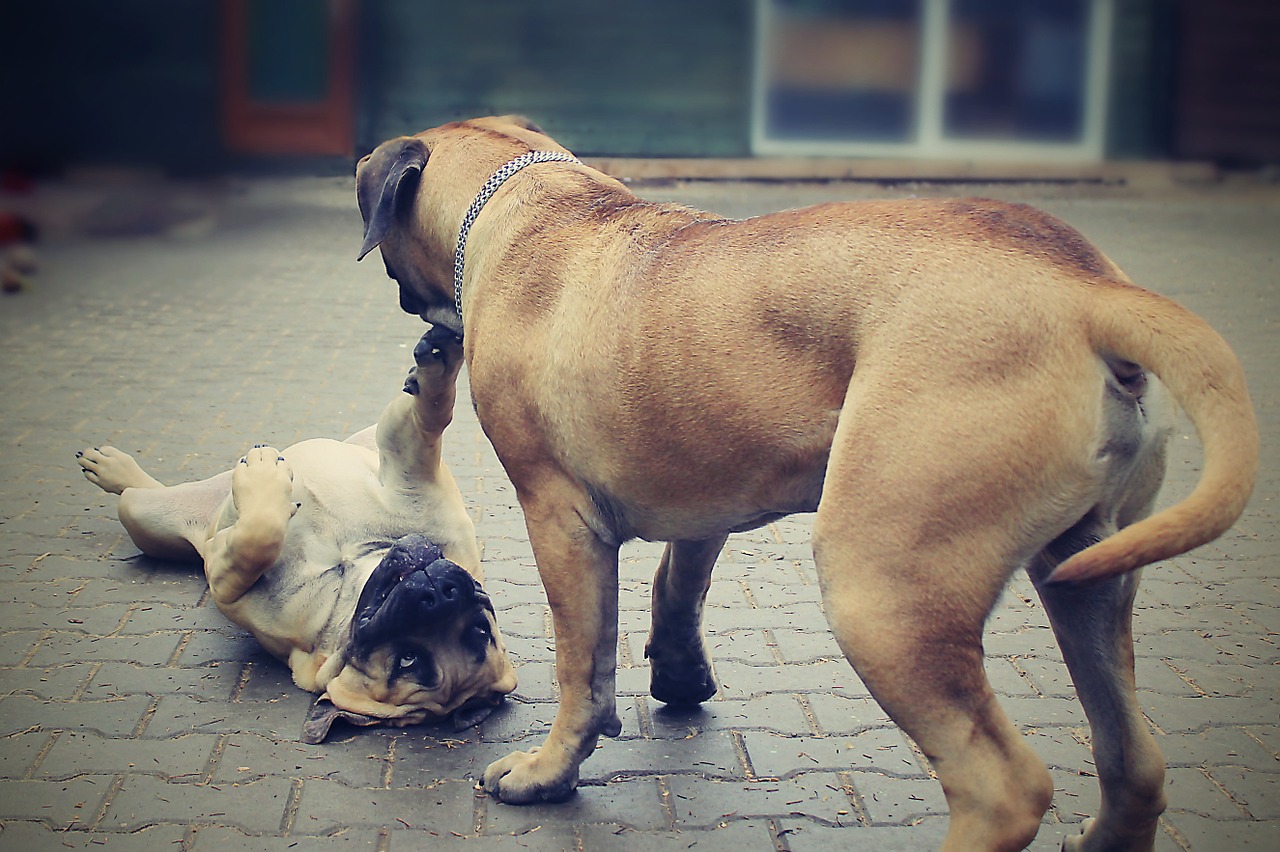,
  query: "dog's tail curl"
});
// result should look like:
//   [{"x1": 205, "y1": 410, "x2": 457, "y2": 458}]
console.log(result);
[{"x1": 1048, "y1": 279, "x2": 1258, "y2": 584}]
